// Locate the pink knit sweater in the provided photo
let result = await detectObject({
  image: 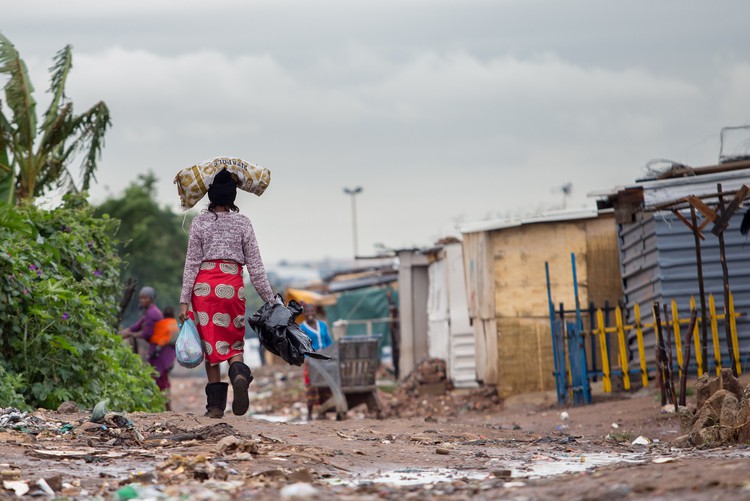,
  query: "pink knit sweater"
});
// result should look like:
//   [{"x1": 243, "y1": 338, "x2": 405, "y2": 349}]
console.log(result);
[{"x1": 180, "y1": 211, "x2": 274, "y2": 304}]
